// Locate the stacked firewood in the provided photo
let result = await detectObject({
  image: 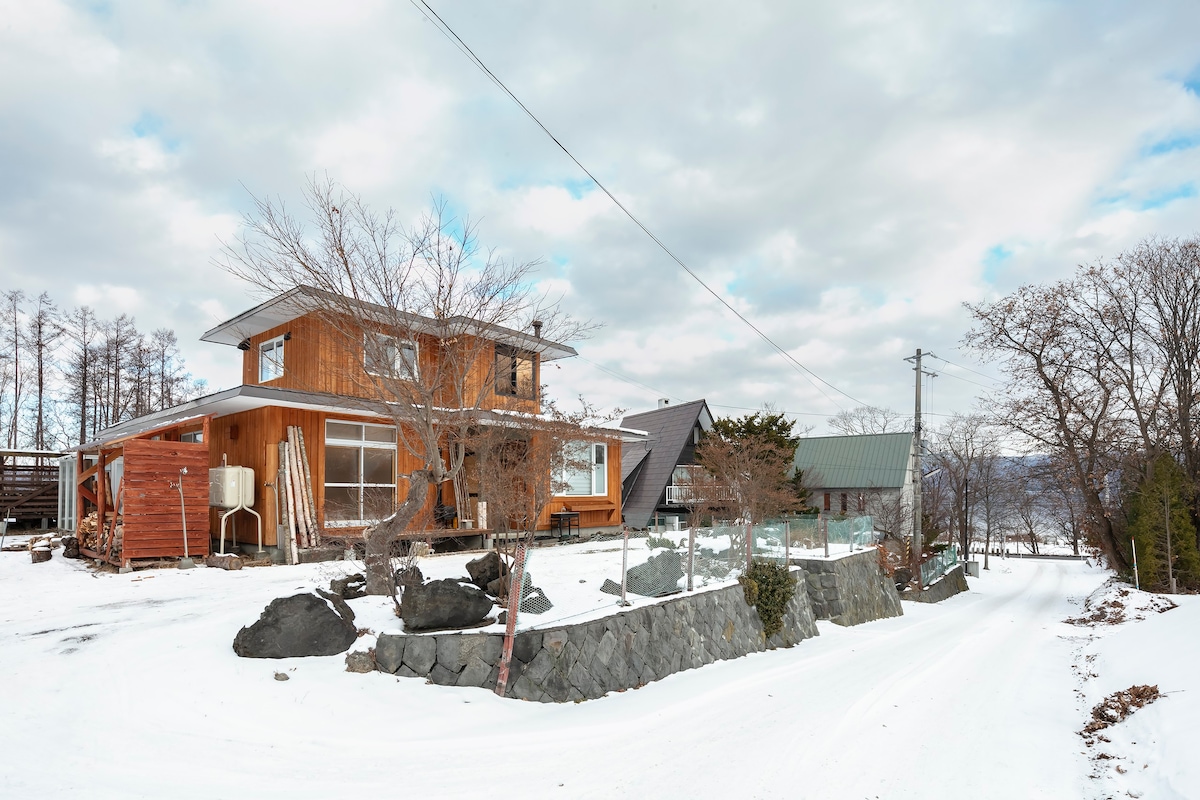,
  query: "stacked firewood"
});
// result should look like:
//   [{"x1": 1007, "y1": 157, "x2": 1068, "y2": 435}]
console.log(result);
[
  {"x1": 77, "y1": 511, "x2": 122, "y2": 557},
  {"x1": 77, "y1": 512, "x2": 100, "y2": 550},
  {"x1": 280, "y1": 426, "x2": 321, "y2": 564}
]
